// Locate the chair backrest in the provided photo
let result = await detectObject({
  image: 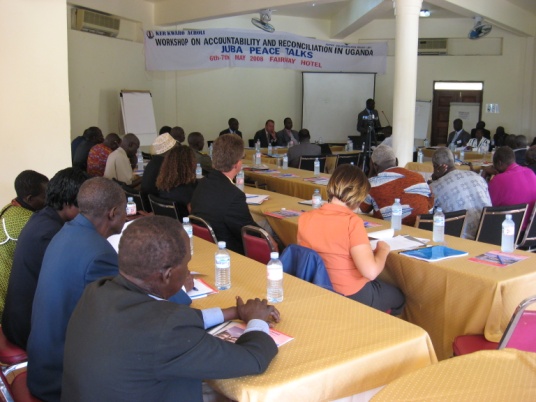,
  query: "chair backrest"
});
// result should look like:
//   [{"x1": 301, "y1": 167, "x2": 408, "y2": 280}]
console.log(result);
[
  {"x1": 517, "y1": 206, "x2": 536, "y2": 249},
  {"x1": 122, "y1": 185, "x2": 147, "y2": 213},
  {"x1": 475, "y1": 204, "x2": 527, "y2": 246},
  {"x1": 248, "y1": 139, "x2": 255, "y2": 148},
  {"x1": 189, "y1": 215, "x2": 218, "y2": 243},
  {"x1": 498, "y1": 295, "x2": 536, "y2": 353},
  {"x1": 415, "y1": 209, "x2": 467, "y2": 237},
  {"x1": 280, "y1": 244, "x2": 334, "y2": 292},
  {"x1": 148, "y1": 194, "x2": 179, "y2": 220},
  {"x1": 241, "y1": 225, "x2": 278, "y2": 264},
  {"x1": 319, "y1": 143, "x2": 332, "y2": 155},
  {"x1": 141, "y1": 151, "x2": 153, "y2": 160},
  {"x1": 298, "y1": 155, "x2": 326, "y2": 172},
  {"x1": 335, "y1": 154, "x2": 360, "y2": 168}
]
